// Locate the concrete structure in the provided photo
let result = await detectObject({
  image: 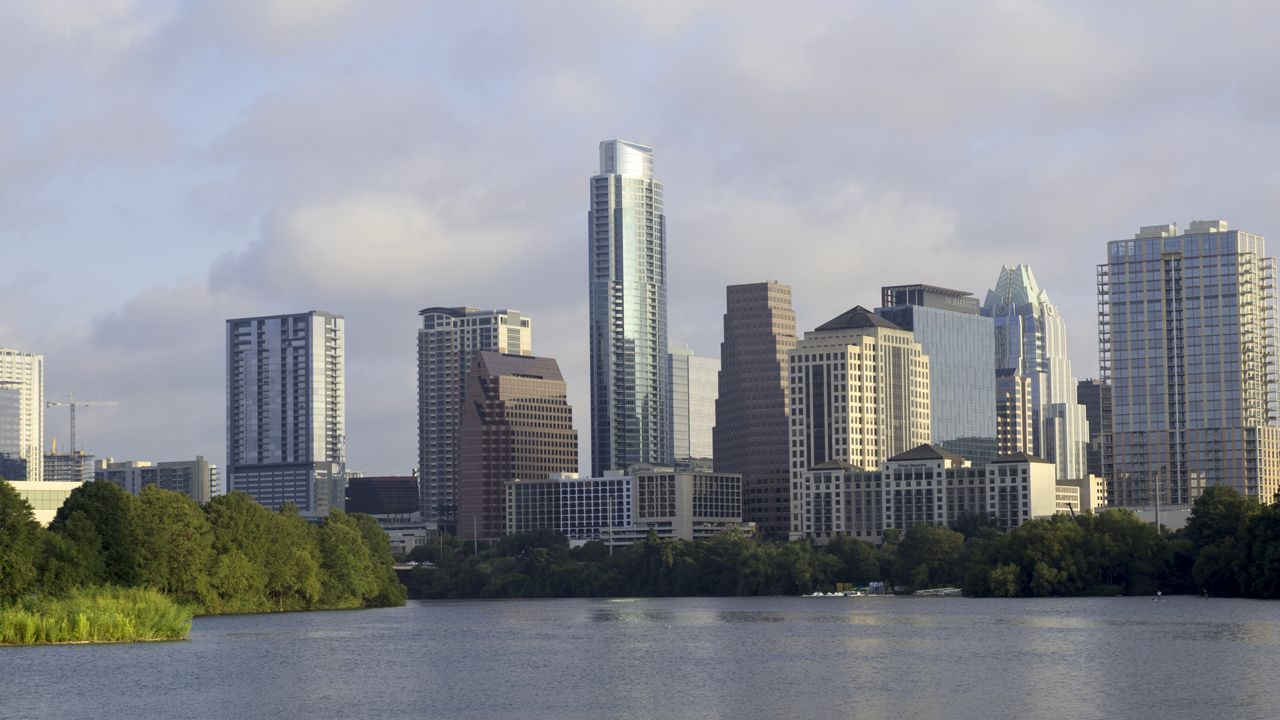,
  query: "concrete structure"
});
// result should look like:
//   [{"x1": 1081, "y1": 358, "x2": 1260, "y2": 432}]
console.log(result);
[
  {"x1": 1055, "y1": 475, "x2": 1107, "y2": 514},
  {"x1": 588, "y1": 139, "x2": 672, "y2": 475},
  {"x1": 417, "y1": 307, "x2": 532, "y2": 532},
  {"x1": 983, "y1": 265, "x2": 1089, "y2": 481},
  {"x1": 5, "y1": 480, "x2": 82, "y2": 525},
  {"x1": 456, "y1": 352, "x2": 578, "y2": 542},
  {"x1": 1077, "y1": 379, "x2": 1110, "y2": 480},
  {"x1": 1099, "y1": 220, "x2": 1280, "y2": 505},
  {"x1": 788, "y1": 307, "x2": 931, "y2": 538},
  {"x1": 799, "y1": 444, "x2": 1058, "y2": 544},
  {"x1": 95, "y1": 456, "x2": 218, "y2": 505},
  {"x1": 878, "y1": 284, "x2": 997, "y2": 464},
  {"x1": 669, "y1": 343, "x2": 719, "y2": 468},
  {"x1": 714, "y1": 281, "x2": 797, "y2": 538},
  {"x1": 506, "y1": 467, "x2": 745, "y2": 545},
  {"x1": 0, "y1": 349, "x2": 43, "y2": 482},
  {"x1": 226, "y1": 311, "x2": 345, "y2": 516},
  {"x1": 43, "y1": 451, "x2": 94, "y2": 483}
]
